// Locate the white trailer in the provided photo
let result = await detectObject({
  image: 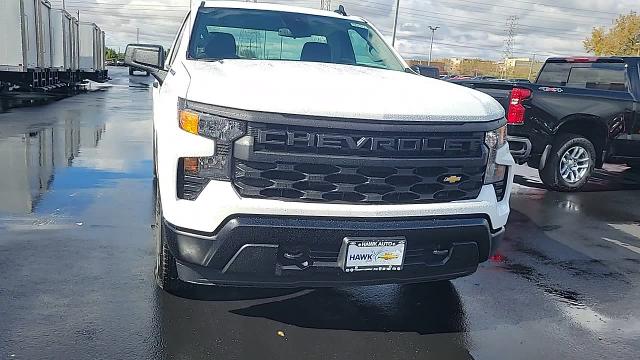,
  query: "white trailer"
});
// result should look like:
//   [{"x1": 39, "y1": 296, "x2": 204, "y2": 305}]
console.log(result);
[
  {"x1": 70, "y1": 17, "x2": 79, "y2": 71},
  {"x1": 0, "y1": 1, "x2": 107, "y2": 95},
  {"x1": 79, "y1": 22, "x2": 99, "y2": 72},
  {"x1": 37, "y1": 0, "x2": 52, "y2": 69},
  {"x1": 0, "y1": 0, "x2": 40, "y2": 72},
  {"x1": 95, "y1": 27, "x2": 102, "y2": 71},
  {"x1": 97, "y1": 30, "x2": 106, "y2": 71},
  {"x1": 50, "y1": 9, "x2": 72, "y2": 70}
]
